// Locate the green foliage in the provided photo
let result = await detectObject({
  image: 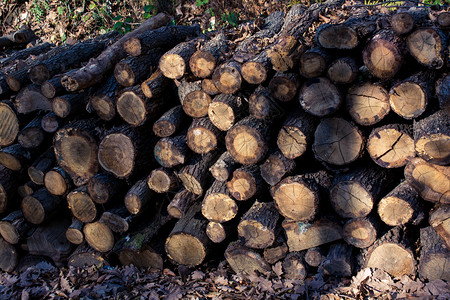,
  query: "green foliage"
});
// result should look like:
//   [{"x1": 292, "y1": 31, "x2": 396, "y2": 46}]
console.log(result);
[
  {"x1": 221, "y1": 11, "x2": 240, "y2": 27},
  {"x1": 30, "y1": 0, "x2": 49, "y2": 23},
  {"x1": 196, "y1": 0, "x2": 209, "y2": 7}
]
